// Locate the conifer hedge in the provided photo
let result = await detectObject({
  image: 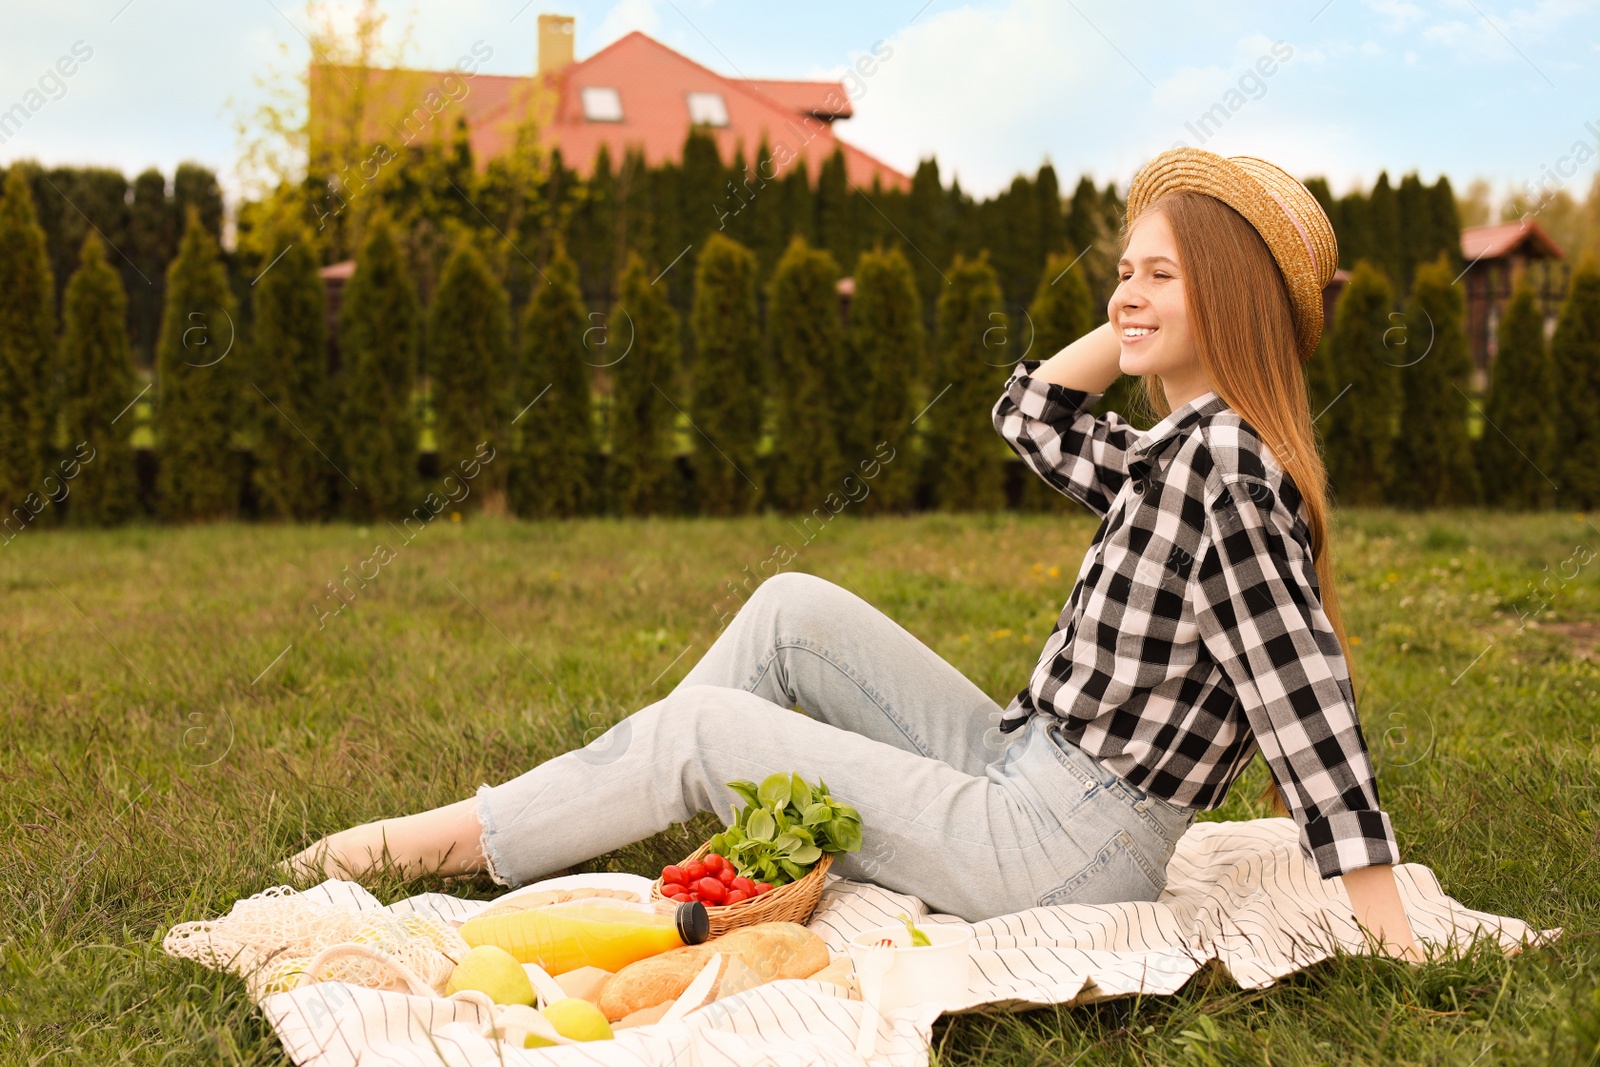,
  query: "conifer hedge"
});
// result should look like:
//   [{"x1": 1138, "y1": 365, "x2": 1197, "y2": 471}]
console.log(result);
[
  {"x1": 928, "y1": 251, "x2": 1007, "y2": 511},
  {"x1": 1323, "y1": 260, "x2": 1399, "y2": 507},
  {"x1": 765, "y1": 235, "x2": 845, "y2": 512},
  {"x1": 155, "y1": 208, "x2": 242, "y2": 521},
  {"x1": 250, "y1": 220, "x2": 329, "y2": 520},
  {"x1": 1026, "y1": 248, "x2": 1097, "y2": 360},
  {"x1": 0, "y1": 168, "x2": 55, "y2": 523},
  {"x1": 1551, "y1": 261, "x2": 1600, "y2": 509},
  {"x1": 508, "y1": 241, "x2": 594, "y2": 518},
  {"x1": 337, "y1": 216, "x2": 421, "y2": 520},
  {"x1": 609, "y1": 250, "x2": 682, "y2": 515},
  {"x1": 1018, "y1": 249, "x2": 1101, "y2": 511},
  {"x1": 1389, "y1": 254, "x2": 1480, "y2": 508},
  {"x1": 428, "y1": 234, "x2": 511, "y2": 506},
  {"x1": 1366, "y1": 172, "x2": 1401, "y2": 290},
  {"x1": 689, "y1": 232, "x2": 763, "y2": 515},
  {"x1": 1478, "y1": 279, "x2": 1556, "y2": 509},
  {"x1": 848, "y1": 244, "x2": 923, "y2": 513},
  {"x1": 59, "y1": 234, "x2": 137, "y2": 525}
]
